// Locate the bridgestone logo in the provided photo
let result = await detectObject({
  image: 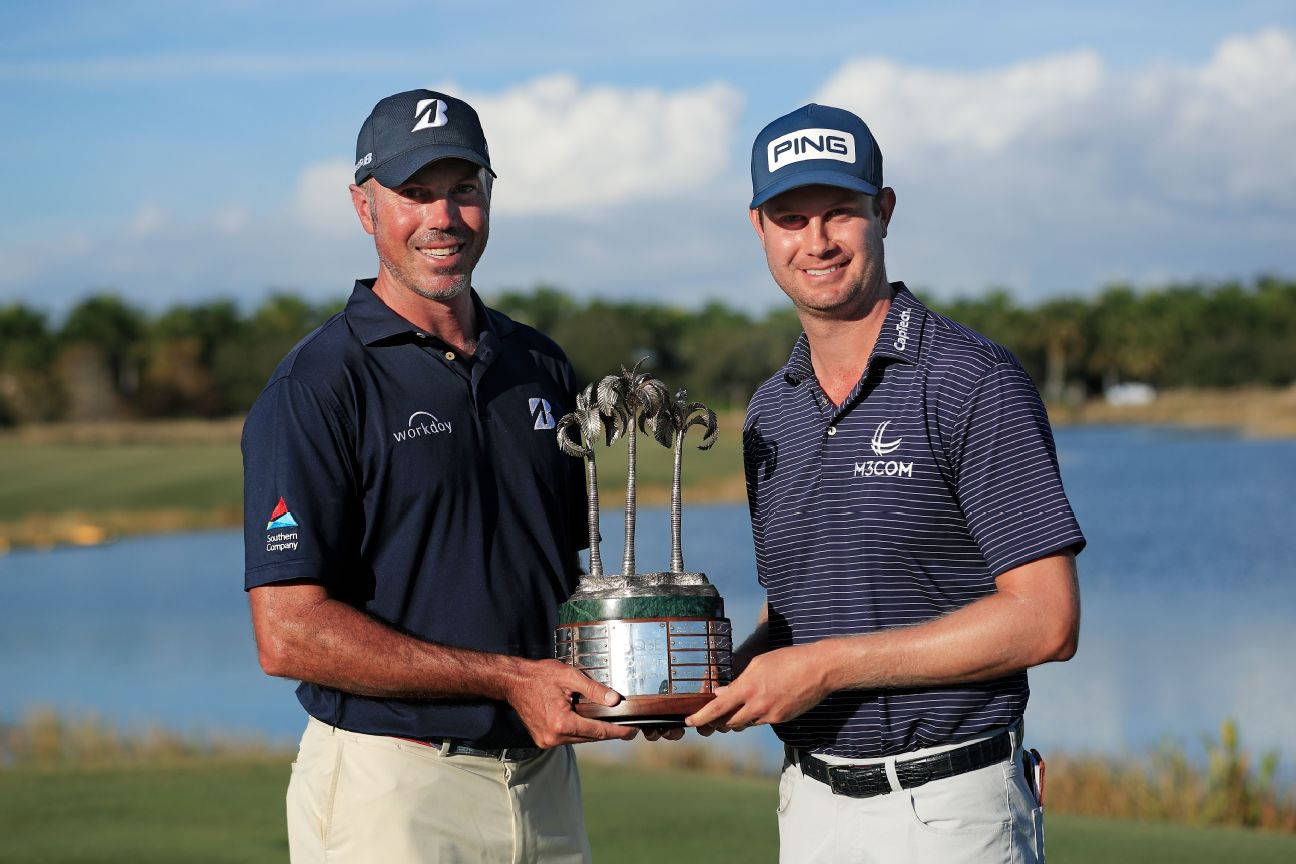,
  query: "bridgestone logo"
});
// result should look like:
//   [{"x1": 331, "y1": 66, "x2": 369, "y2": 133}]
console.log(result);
[{"x1": 854, "y1": 460, "x2": 914, "y2": 478}]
